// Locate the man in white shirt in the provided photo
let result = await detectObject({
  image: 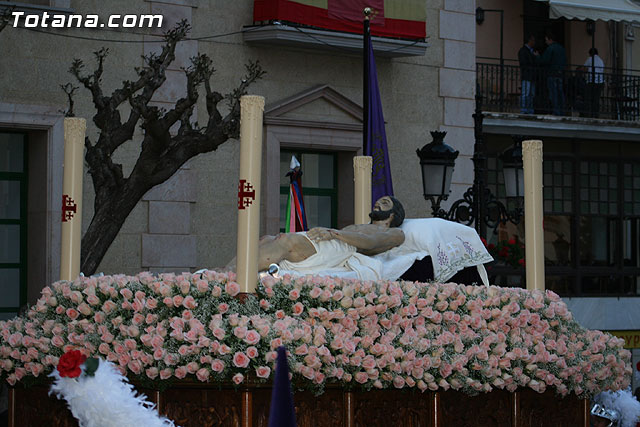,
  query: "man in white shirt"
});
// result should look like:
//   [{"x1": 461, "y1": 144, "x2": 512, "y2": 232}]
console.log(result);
[{"x1": 582, "y1": 48, "x2": 604, "y2": 117}]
